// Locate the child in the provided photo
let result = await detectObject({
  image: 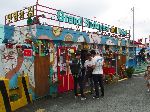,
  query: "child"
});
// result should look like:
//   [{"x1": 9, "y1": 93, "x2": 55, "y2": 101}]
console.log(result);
[{"x1": 144, "y1": 66, "x2": 150, "y2": 92}]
